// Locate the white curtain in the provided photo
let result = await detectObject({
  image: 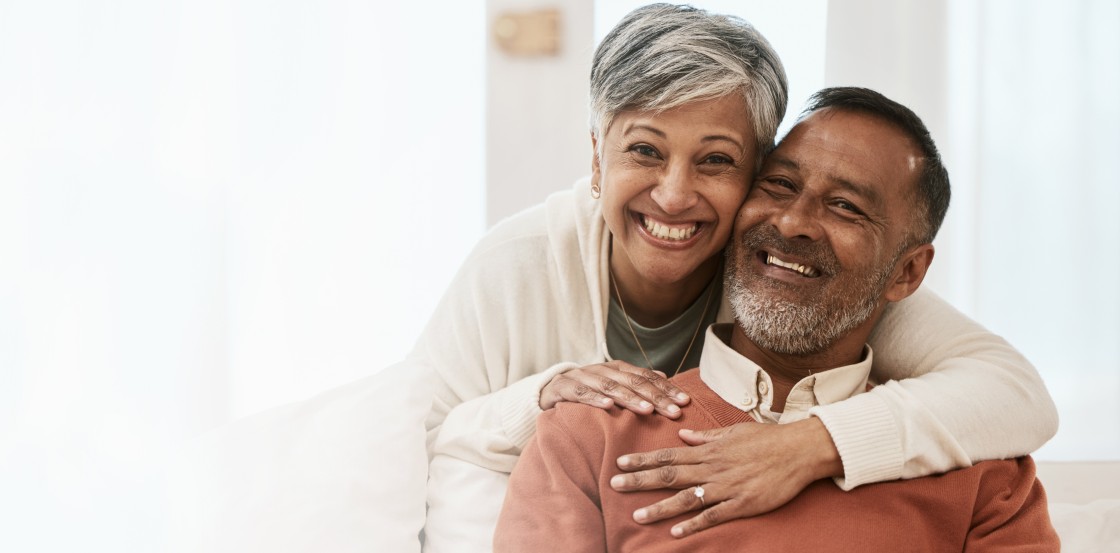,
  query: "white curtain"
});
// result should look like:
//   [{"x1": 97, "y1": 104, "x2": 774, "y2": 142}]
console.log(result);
[
  {"x1": 826, "y1": 0, "x2": 1120, "y2": 460},
  {"x1": 0, "y1": 1, "x2": 484, "y2": 551},
  {"x1": 949, "y1": 0, "x2": 1120, "y2": 459}
]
